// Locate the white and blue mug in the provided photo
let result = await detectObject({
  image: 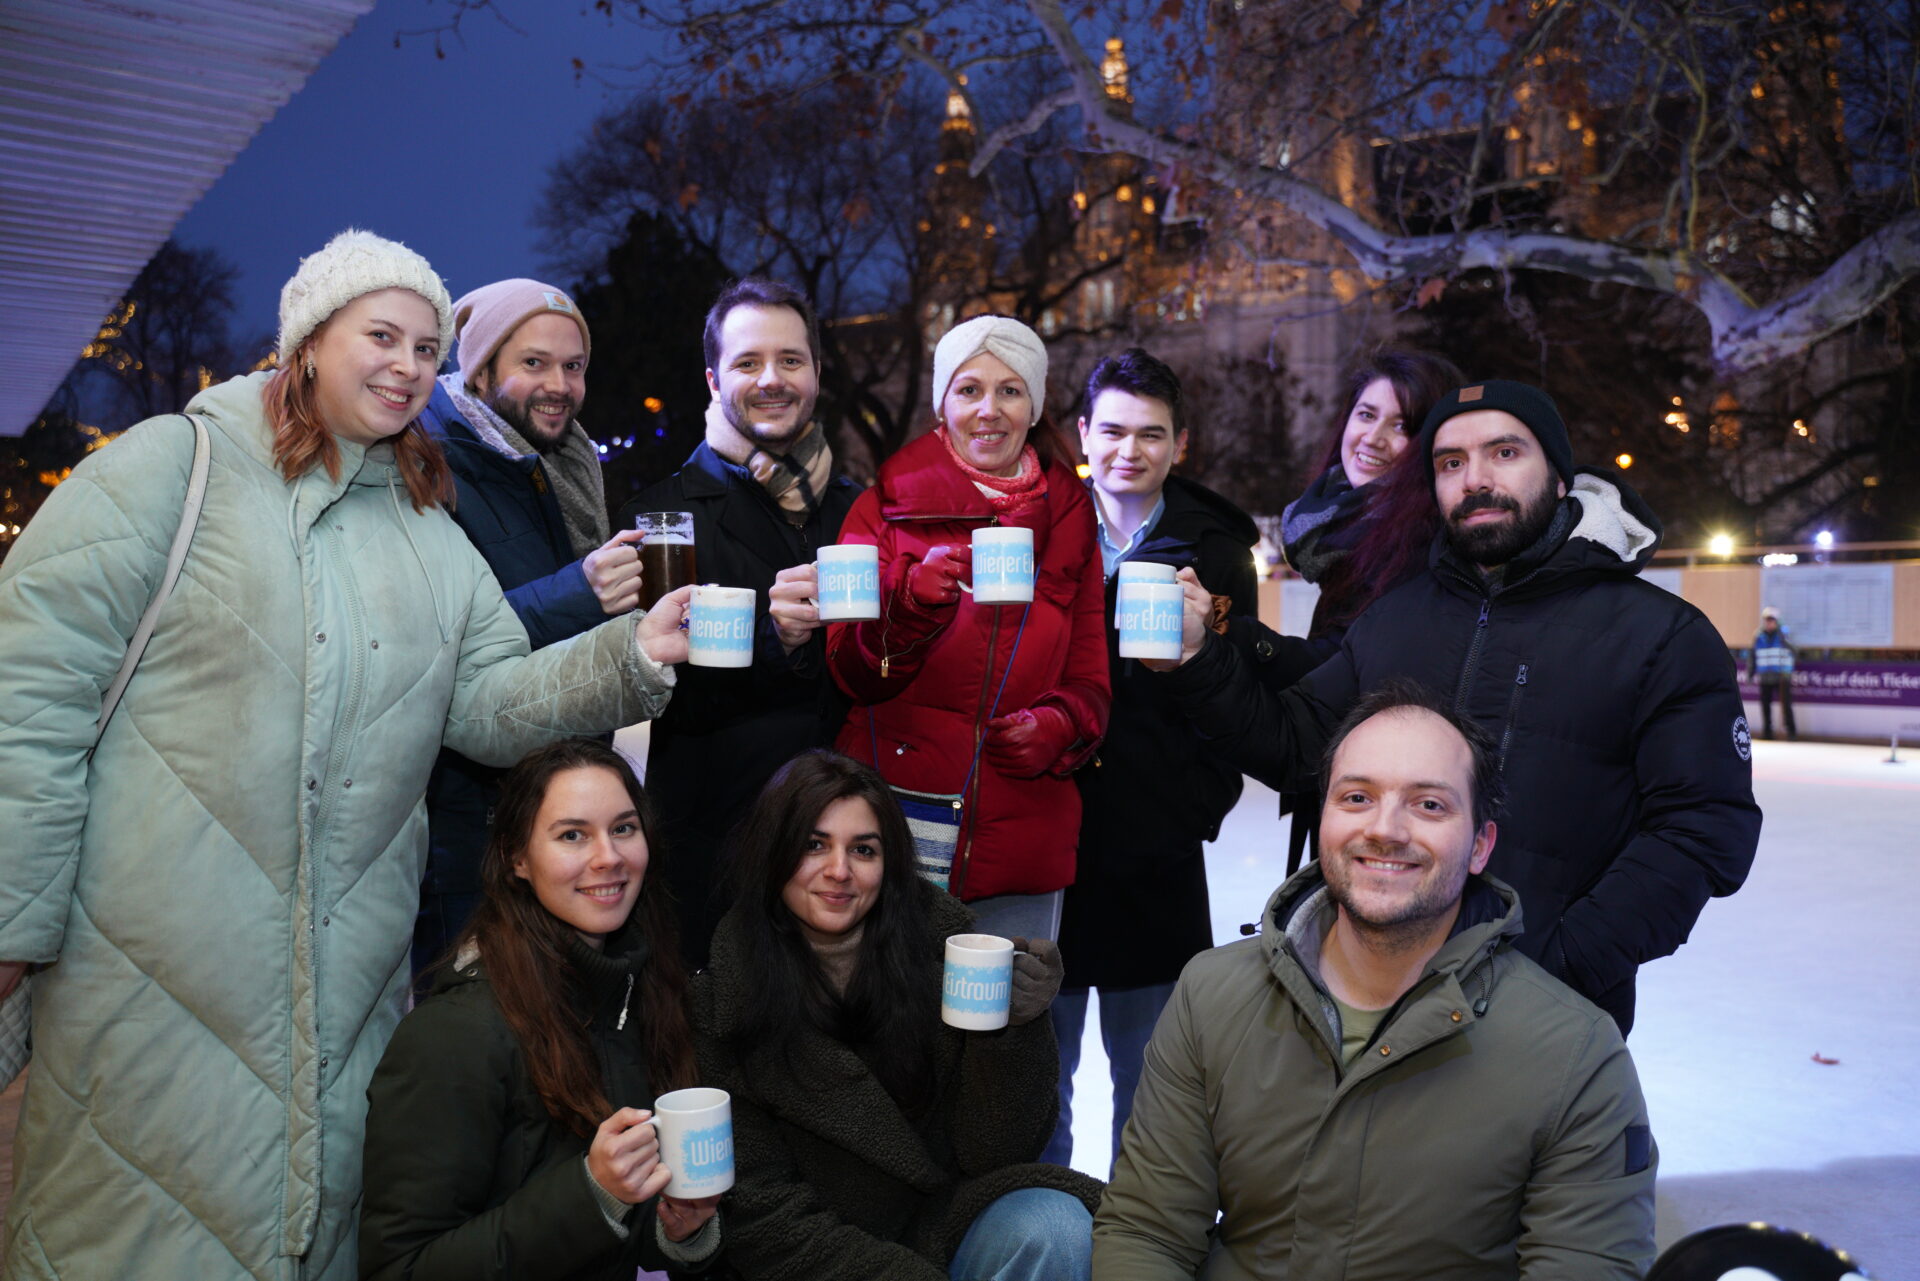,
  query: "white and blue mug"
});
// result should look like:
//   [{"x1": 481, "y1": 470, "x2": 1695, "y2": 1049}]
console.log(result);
[
  {"x1": 970, "y1": 527, "x2": 1035, "y2": 604},
  {"x1": 687, "y1": 584, "x2": 755, "y2": 668},
  {"x1": 1116, "y1": 563, "x2": 1184, "y2": 661},
  {"x1": 941, "y1": 933, "x2": 1015, "y2": 1031},
  {"x1": 816, "y1": 544, "x2": 881, "y2": 621},
  {"x1": 651, "y1": 1087, "x2": 734, "y2": 1198}
]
